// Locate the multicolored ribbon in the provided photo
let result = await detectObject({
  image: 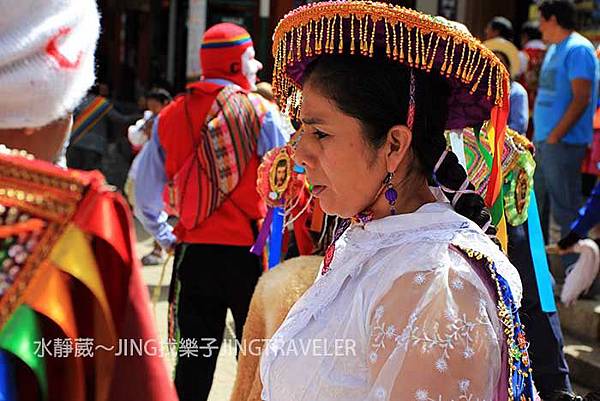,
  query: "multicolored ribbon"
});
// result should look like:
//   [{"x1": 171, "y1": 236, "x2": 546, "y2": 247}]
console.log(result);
[
  {"x1": 268, "y1": 207, "x2": 285, "y2": 268},
  {"x1": 48, "y1": 224, "x2": 116, "y2": 401},
  {"x1": 484, "y1": 87, "x2": 510, "y2": 248},
  {"x1": 23, "y1": 260, "x2": 85, "y2": 400},
  {"x1": 476, "y1": 113, "x2": 508, "y2": 252},
  {"x1": 0, "y1": 305, "x2": 47, "y2": 400},
  {"x1": 251, "y1": 208, "x2": 275, "y2": 256},
  {"x1": 70, "y1": 96, "x2": 113, "y2": 146},
  {"x1": 250, "y1": 206, "x2": 286, "y2": 269}
]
